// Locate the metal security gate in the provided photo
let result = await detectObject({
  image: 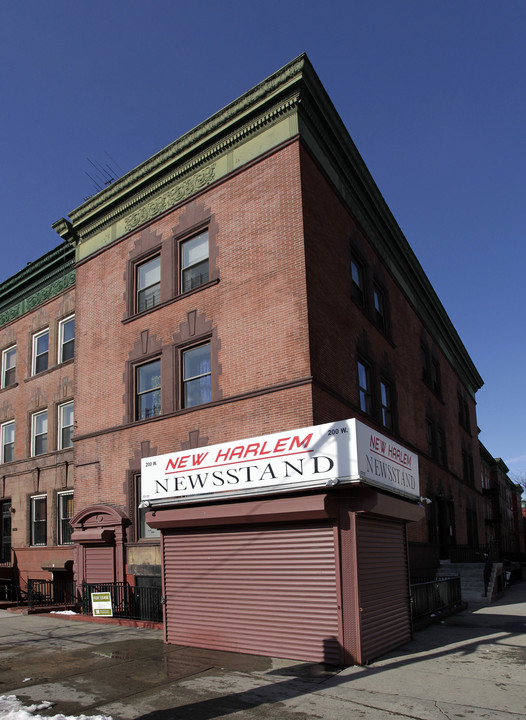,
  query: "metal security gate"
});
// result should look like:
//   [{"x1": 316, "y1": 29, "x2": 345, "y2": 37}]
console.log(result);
[
  {"x1": 163, "y1": 522, "x2": 341, "y2": 663},
  {"x1": 356, "y1": 516, "x2": 411, "y2": 663}
]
